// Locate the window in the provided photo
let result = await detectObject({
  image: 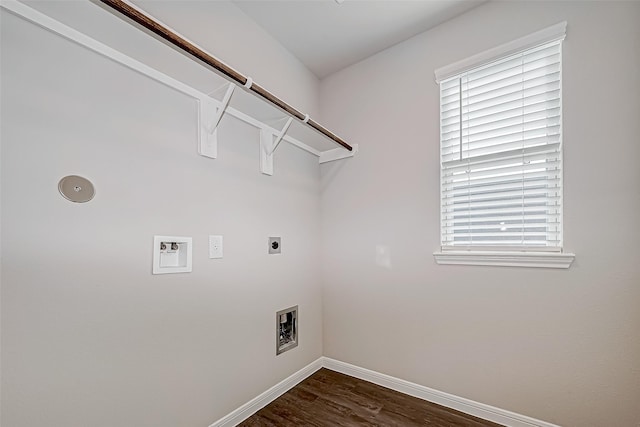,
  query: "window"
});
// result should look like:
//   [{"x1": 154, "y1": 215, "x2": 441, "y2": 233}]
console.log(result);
[{"x1": 433, "y1": 23, "x2": 574, "y2": 268}]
